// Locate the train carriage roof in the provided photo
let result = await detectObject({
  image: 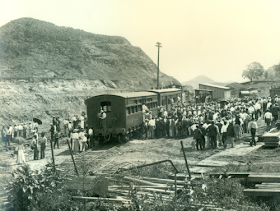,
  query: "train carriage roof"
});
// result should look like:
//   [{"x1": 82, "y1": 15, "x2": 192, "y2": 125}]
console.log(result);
[
  {"x1": 113, "y1": 92, "x2": 157, "y2": 98},
  {"x1": 85, "y1": 92, "x2": 157, "y2": 102},
  {"x1": 148, "y1": 88, "x2": 182, "y2": 93}
]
